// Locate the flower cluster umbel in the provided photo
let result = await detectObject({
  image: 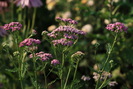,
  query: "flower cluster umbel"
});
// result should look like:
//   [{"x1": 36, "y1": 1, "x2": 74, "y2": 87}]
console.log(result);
[
  {"x1": 3, "y1": 22, "x2": 22, "y2": 32},
  {"x1": 19, "y1": 38, "x2": 41, "y2": 47},
  {"x1": 44, "y1": 17, "x2": 86, "y2": 46},
  {"x1": 106, "y1": 22, "x2": 128, "y2": 32},
  {"x1": 29, "y1": 51, "x2": 53, "y2": 61}
]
